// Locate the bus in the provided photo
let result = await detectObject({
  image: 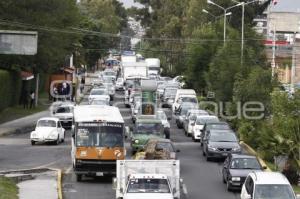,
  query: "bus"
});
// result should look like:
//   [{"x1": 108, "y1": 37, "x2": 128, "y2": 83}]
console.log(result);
[{"x1": 72, "y1": 105, "x2": 125, "y2": 181}]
